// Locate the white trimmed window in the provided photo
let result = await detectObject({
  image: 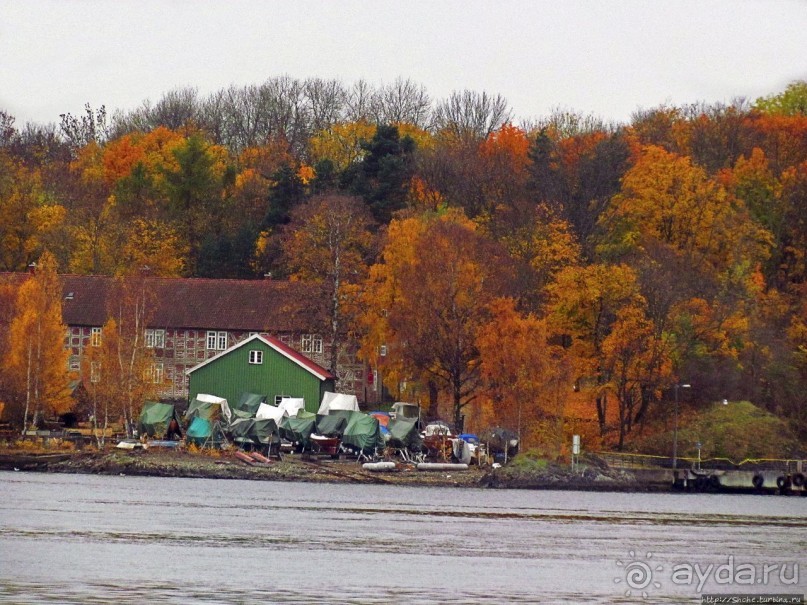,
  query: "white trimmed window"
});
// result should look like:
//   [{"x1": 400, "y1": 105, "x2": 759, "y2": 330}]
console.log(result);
[
  {"x1": 248, "y1": 350, "x2": 263, "y2": 365},
  {"x1": 145, "y1": 329, "x2": 165, "y2": 348},
  {"x1": 206, "y1": 331, "x2": 228, "y2": 350},
  {"x1": 91, "y1": 327, "x2": 102, "y2": 347},
  {"x1": 145, "y1": 362, "x2": 164, "y2": 384},
  {"x1": 90, "y1": 361, "x2": 101, "y2": 384},
  {"x1": 301, "y1": 333, "x2": 322, "y2": 354}
]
